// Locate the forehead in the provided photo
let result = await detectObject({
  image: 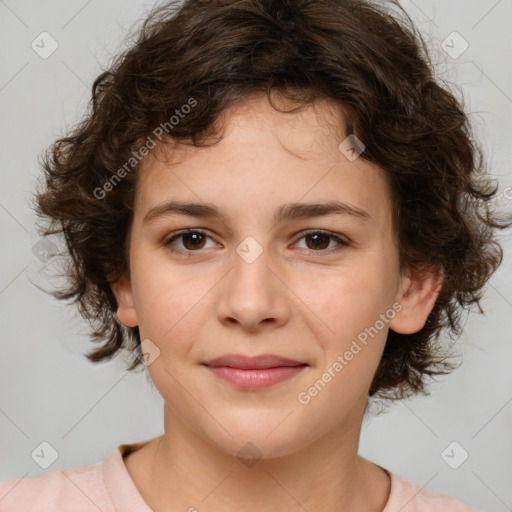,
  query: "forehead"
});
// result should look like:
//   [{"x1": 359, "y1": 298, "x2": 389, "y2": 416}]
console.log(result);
[{"x1": 134, "y1": 94, "x2": 393, "y2": 229}]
